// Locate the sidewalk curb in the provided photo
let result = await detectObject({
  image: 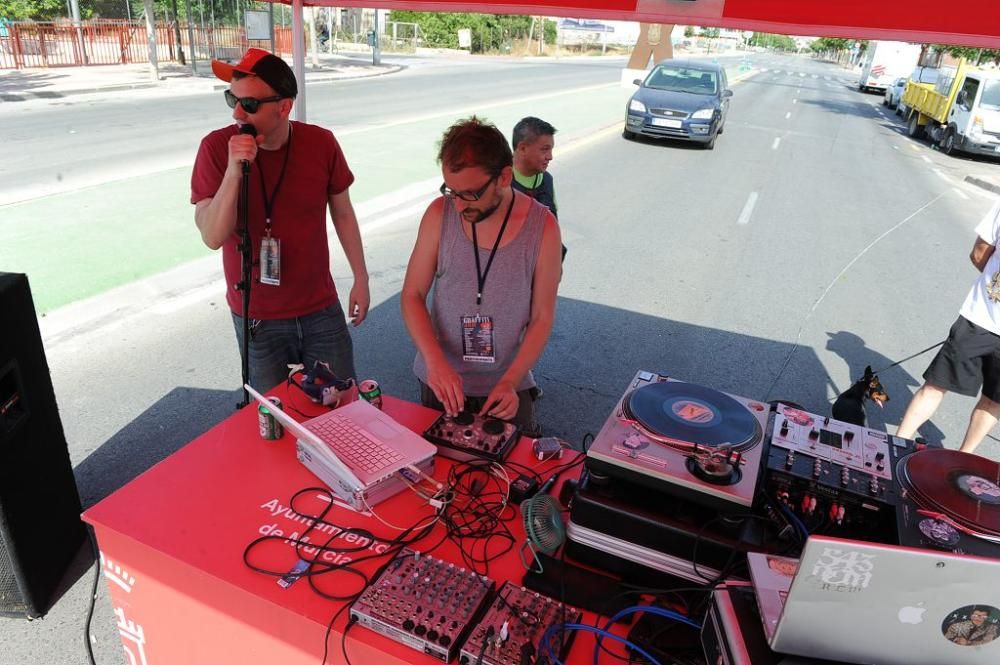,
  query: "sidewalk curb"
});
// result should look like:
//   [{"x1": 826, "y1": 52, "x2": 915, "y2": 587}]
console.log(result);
[
  {"x1": 965, "y1": 176, "x2": 1000, "y2": 195},
  {"x1": 0, "y1": 64, "x2": 406, "y2": 103}
]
